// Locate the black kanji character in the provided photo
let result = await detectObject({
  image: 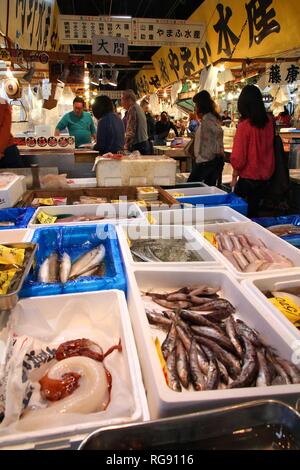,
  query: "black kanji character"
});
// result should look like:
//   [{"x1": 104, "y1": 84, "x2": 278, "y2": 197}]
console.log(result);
[
  {"x1": 149, "y1": 74, "x2": 161, "y2": 89},
  {"x1": 213, "y1": 3, "x2": 239, "y2": 57},
  {"x1": 116, "y1": 24, "x2": 121, "y2": 30},
  {"x1": 185, "y1": 30, "x2": 192, "y2": 39},
  {"x1": 195, "y1": 41, "x2": 212, "y2": 67},
  {"x1": 268, "y1": 64, "x2": 281, "y2": 83},
  {"x1": 194, "y1": 31, "x2": 201, "y2": 39},
  {"x1": 159, "y1": 58, "x2": 170, "y2": 84},
  {"x1": 97, "y1": 39, "x2": 109, "y2": 54},
  {"x1": 285, "y1": 64, "x2": 300, "y2": 84},
  {"x1": 180, "y1": 47, "x2": 195, "y2": 77},
  {"x1": 114, "y1": 42, "x2": 125, "y2": 55},
  {"x1": 246, "y1": 0, "x2": 281, "y2": 47},
  {"x1": 168, "y1": 48, "x2": 180, "y2": 80},
  {"x1": 157, "y1": 29, "x2": 164, "y2": 37}
]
